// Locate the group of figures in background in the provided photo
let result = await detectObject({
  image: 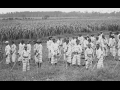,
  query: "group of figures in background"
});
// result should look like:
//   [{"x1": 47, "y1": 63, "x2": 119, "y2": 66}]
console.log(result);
[
  {"x1": 4, "y1": 40, "x2": 42, "y2": 72},
  {"x1": 3, "y1": 31, "x2": 120, "y2": 72}
]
